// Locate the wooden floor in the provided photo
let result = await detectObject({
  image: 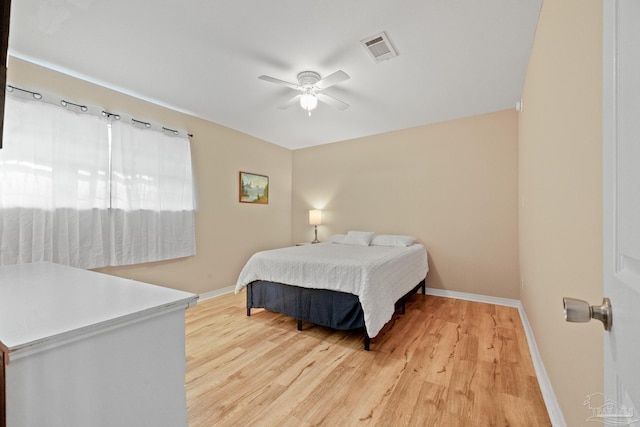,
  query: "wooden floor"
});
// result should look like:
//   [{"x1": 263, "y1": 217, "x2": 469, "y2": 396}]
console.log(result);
[{"x1": 185, "y1": 291, "x2": 551, "y2": 427}]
